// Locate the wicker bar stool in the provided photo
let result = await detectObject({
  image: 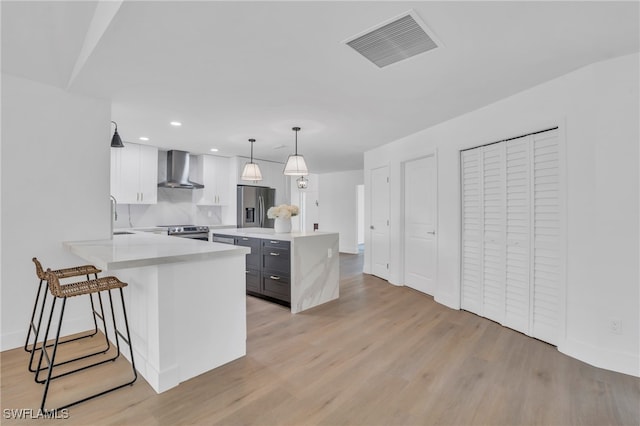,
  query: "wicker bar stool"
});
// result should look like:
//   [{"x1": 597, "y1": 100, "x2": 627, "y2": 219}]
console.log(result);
[
  {"x1": 26, "y1": 258, "x2": 108, "y2": 374},
  {"x1": 36, "y1": 269, "x2": 137, "y2": 412}
]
